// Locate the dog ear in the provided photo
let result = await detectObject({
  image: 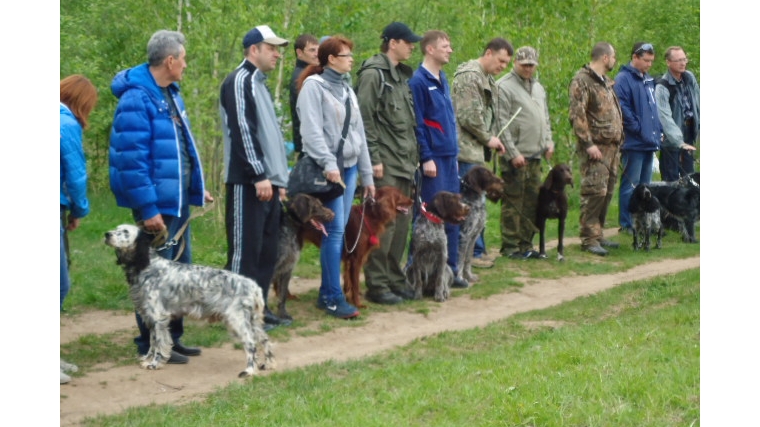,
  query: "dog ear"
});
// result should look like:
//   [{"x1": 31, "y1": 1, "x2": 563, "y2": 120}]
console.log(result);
[{"x1": 543, "y1": 169, "x2": 554, "y2": 190}]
